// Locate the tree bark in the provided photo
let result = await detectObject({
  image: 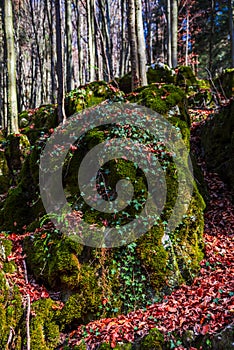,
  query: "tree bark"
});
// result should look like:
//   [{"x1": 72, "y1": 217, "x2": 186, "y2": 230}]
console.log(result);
[
  {"x1": 167, "y1": 0, "x2": 172, "y2": 67},
  {"x1": 171, "y1": 0, "x2": 178, "y2": 68},
  {"x1": 65, "y1": 0, "x2": 74, "y2": 92},
  {"x1": 4, "y1": 0, "x2": 19, "y2": 134},
  {"x1": 55, "y1": 0, "x2": 66, "y2": 123},
  {"x1": 87, "y1": 0, "x2": 96, "y2": 82},
  {"x1": 229, "y1": 0, "x2": 234, "y2": 68},
  {"x1": 129, "y1": 0, "x2": 139, "y2": 90},
  {"x1": 209, "y1": 0, "x2": 215, "y2": 72},
  {"x1": 135, "y1": 0, "x2": 147, "y2": 86}
]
